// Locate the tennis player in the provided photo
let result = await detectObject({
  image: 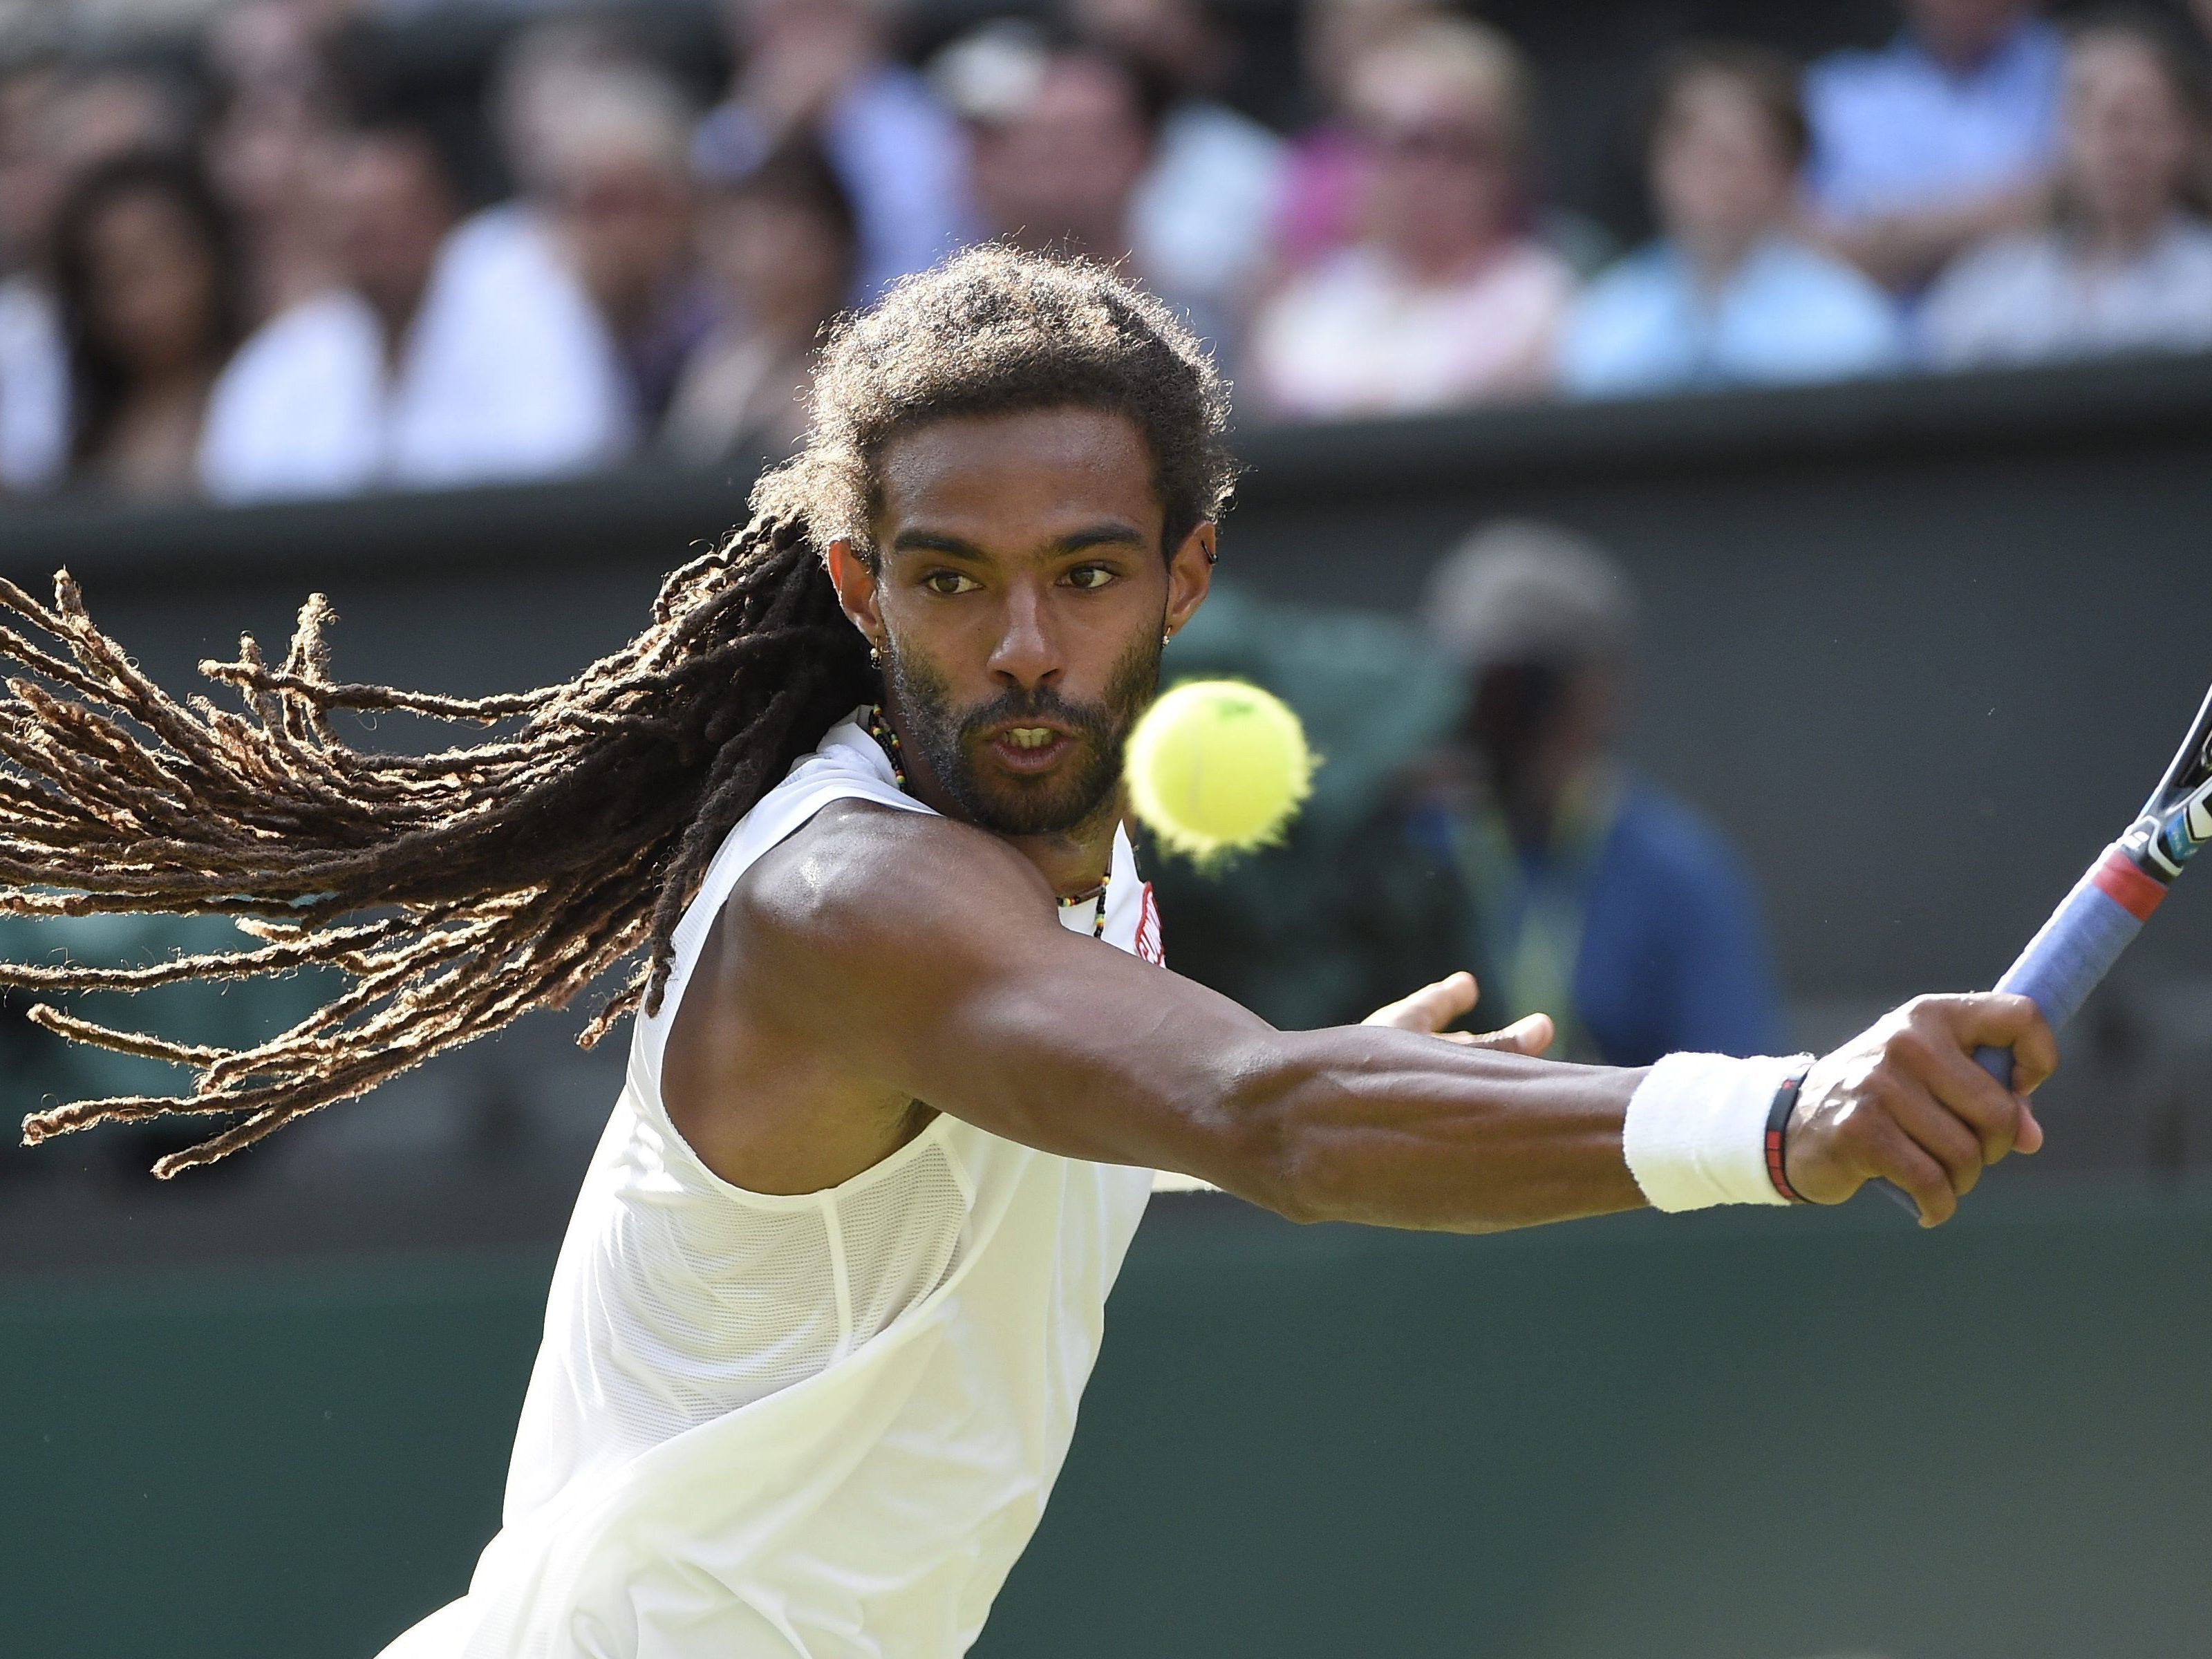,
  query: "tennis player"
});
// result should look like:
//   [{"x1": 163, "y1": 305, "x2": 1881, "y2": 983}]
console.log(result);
[{"x1": 8, "y1": 249, "x2": 2054, "y2": 1658}]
